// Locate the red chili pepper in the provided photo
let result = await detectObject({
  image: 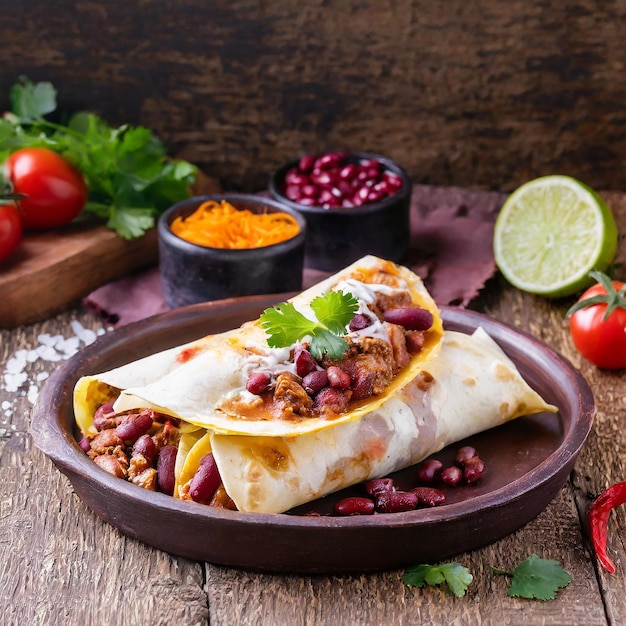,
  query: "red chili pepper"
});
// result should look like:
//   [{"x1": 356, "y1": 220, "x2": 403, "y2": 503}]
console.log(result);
[{"x1": 588, "y1": 481, "x2": 626, "y2": 574}]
